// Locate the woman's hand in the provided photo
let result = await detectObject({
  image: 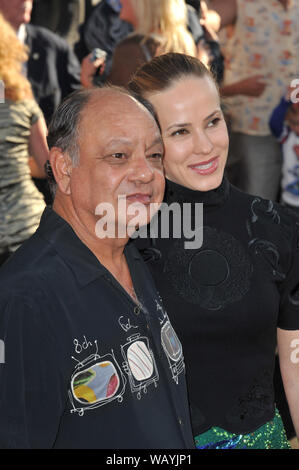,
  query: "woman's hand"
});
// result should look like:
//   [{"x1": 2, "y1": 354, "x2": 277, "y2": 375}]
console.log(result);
[
  {"x1": 80, "y1": 51, "x2": 106, "y2": 88},
  {"x1": 200, "y1": 1, "x2": 220, "y2": 40}
]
